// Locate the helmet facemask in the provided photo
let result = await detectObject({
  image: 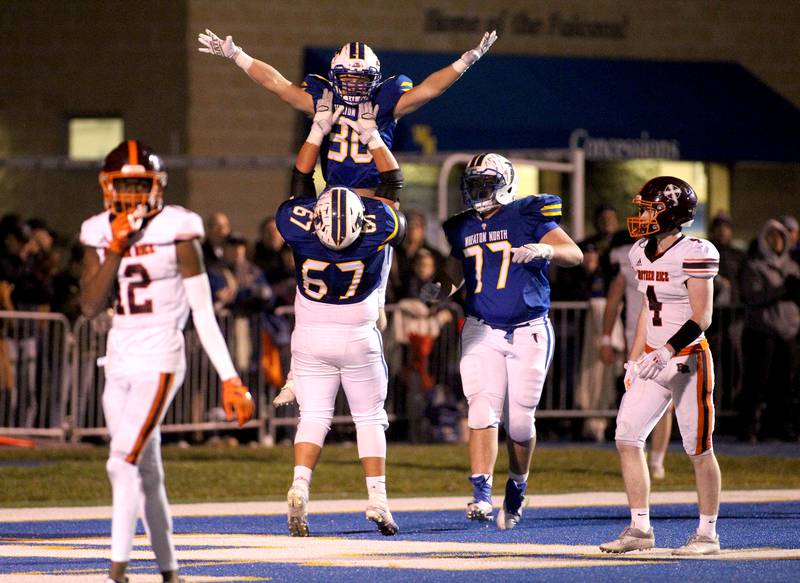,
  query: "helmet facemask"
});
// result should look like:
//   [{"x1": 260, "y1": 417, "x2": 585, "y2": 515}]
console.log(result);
[
  {"x1": 462, "y1": 169, "x2": 506, "y2": 213},
  {"x1": 329, "y1": 42, "x2": 381, "y2": 105},
  {"x1": 627, "y1": 196, "x2": 668, "y2": 238},
  {"x1": 100, "y1": 166, "x2": 166, "y2": 218},
  {"x1": 461, "y1": 153, "x2": 518, "y2": 214}
]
